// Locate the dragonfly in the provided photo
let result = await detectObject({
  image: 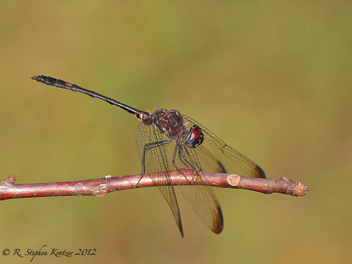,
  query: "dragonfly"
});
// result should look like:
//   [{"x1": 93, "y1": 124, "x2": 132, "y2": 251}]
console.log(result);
[{"x1": 32, "y1": 75, "x2": 266, "y2": 237}]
